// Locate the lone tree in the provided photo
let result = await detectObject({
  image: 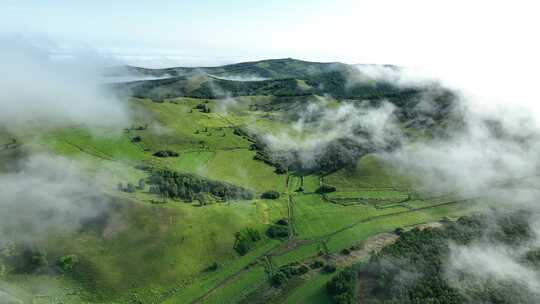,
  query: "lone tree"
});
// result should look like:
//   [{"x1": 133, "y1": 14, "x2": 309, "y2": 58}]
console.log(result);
[{"x1": 57, "y1": 255, "x2": 79, "y2": 272}]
